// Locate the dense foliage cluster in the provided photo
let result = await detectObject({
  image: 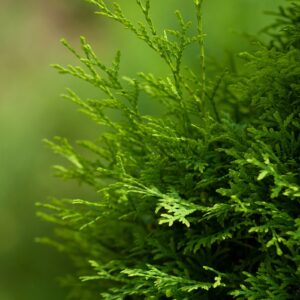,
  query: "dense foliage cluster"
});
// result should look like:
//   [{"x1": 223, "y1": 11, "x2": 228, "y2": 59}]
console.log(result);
[{"x1": 39, "y1": 0, "x2": 300, "y2": 299}]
